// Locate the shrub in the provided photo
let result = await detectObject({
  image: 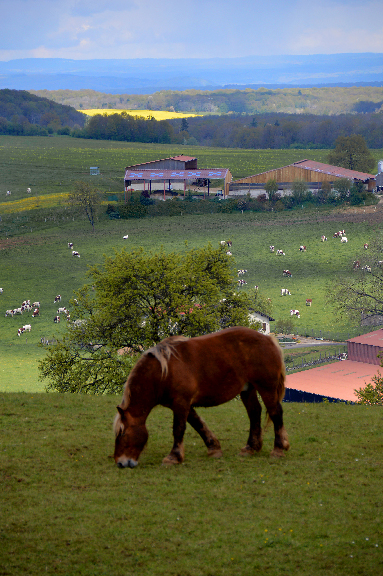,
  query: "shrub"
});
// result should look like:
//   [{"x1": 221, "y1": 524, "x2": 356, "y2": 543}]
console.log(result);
[{"x1": 355, "y1": 368, "x2": 383, "y2": 405}]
